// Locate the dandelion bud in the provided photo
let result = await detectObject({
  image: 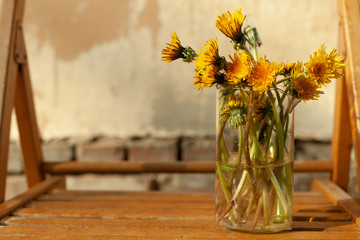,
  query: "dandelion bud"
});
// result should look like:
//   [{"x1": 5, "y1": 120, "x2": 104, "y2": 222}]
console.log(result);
[
  {"x1": 182, "y1": 47, "x2": 197, "y2": 63},
  {"x1": 244, "y1": 26, "x2": 262, "y2": 47}
]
